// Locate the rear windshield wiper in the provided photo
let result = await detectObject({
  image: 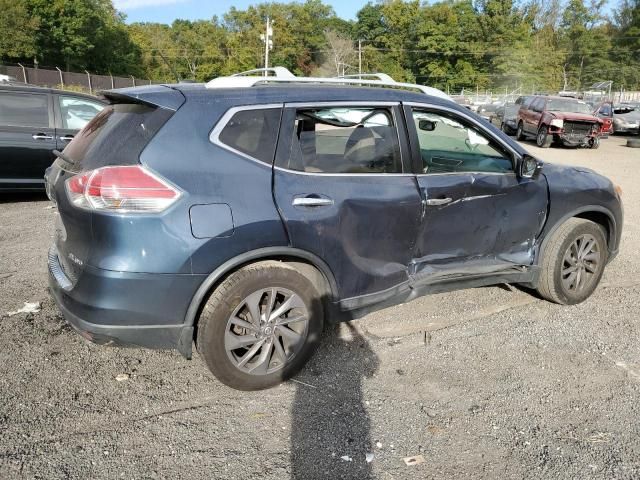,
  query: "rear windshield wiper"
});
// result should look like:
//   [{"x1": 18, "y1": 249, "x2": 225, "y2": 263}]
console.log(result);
[{"x1": 53, "y1": 149, "x2": 75, "y2": 166}]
